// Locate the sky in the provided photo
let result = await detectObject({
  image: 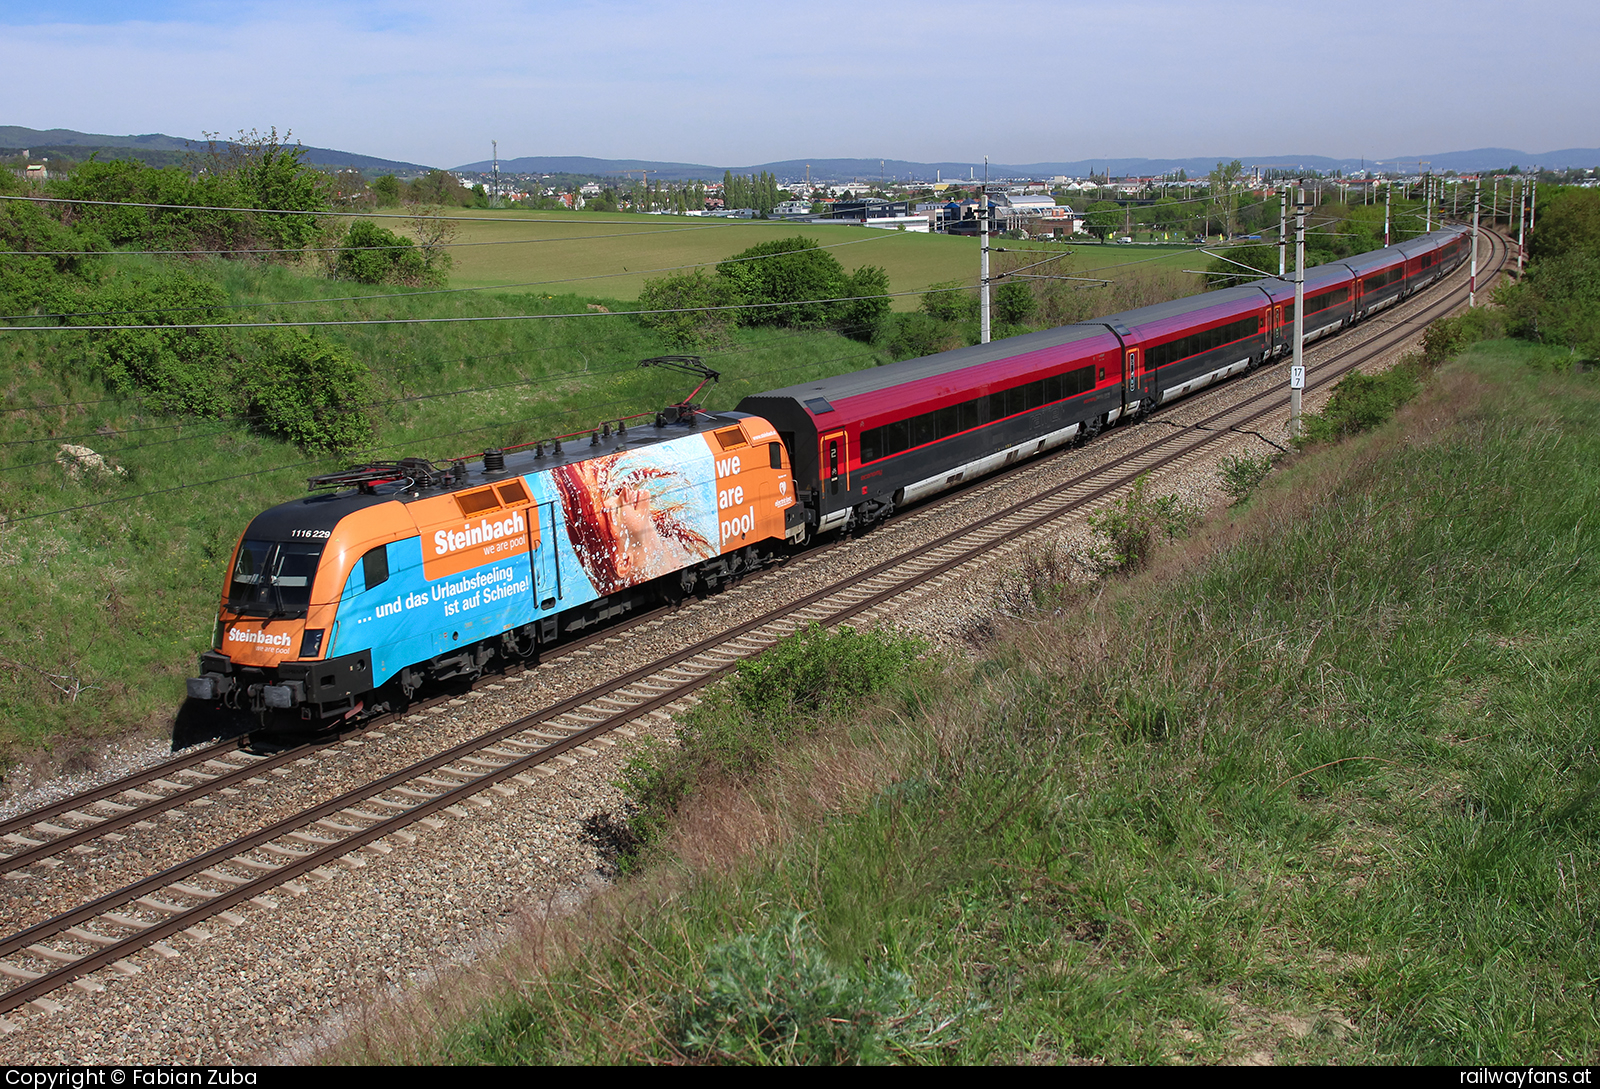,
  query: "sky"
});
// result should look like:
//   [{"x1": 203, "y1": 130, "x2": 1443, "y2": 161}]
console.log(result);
[{"x1": 4, "y1": 0, "x2": 1595, "y2": 170}]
